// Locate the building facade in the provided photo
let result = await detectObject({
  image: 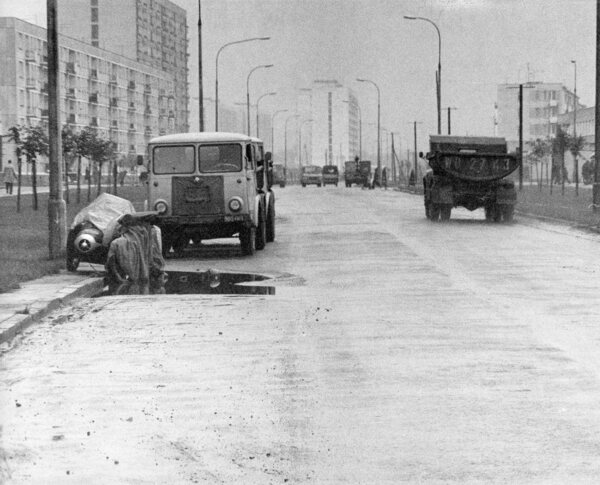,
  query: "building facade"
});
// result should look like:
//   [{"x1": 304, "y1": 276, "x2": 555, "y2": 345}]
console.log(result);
[
  {"x1": 0, "y1": 17, "x2": 182, "y2": 170},
  {"x1": 496, "y1": 82, "x2": 578, "y2": 148},
  {"x1": 57, "y1": 0, "x2": 189, "y2": 133},
  {"x1": 309, "y1": 80, "x2": 359, "y2": 168}
]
